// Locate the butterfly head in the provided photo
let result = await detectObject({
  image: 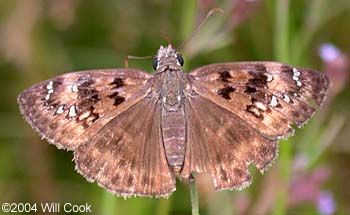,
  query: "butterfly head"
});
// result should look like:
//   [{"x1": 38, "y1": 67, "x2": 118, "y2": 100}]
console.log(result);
[{"x1": 153, "y1": 45, "x2": 184, "y2": 72}]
